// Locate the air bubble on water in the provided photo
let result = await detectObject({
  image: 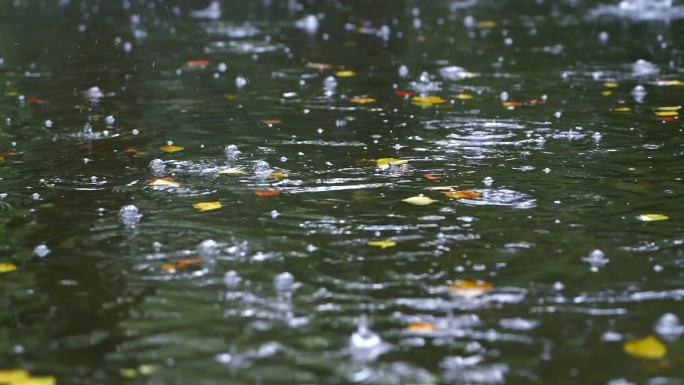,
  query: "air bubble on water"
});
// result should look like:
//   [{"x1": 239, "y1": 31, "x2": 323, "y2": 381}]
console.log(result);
[
  {"x1": 554, "y1": 111, "x2": 562, "y2": 119},
  {"x1": 504, "y1": 37, "x2": 513, "y2": 45},
  {"x1": 631, "y1": 85, "x2": 647, "y2": 103},
  {"x1": 439, "y1": 66, "x2": 469, "y2": 81},
  {"x1": 378, "y1": 25, "x2": 391, "y2": 40},
  {"x1": 123, "y1": 42, "x2": 133, "y2": 52},
  {"x1": 31, "y1": 192, "x2": 42, "y2": 201},
  {"x1": 601, "y1": 331, "x2": 622, "y2": 342},
  {"x1": 132, "y1": 128, "x2": 140, "y2": 135},
  {"x1": 335, "y1": 119, "x2": 347, "y2": 128},
  {"x1": 224, "y1": 144, "x2": 240, "y2": 160},
  {"x1": 323, "y1": 76, "x2": 337, "y2": 92},
  {"x1": 191, "y1": 0, "x2": 221, "y2": 19},
  {"x1": 85, "y1": 86, "x2": 104, "y2": 102},
  {"x1": 349, "y1": 316, "x2": 389, "y2": 362},
  {"x1": 235, "y1": 75, "x2": 248, "y2": 89},
  {"x1": 197, "y1": 239, "x2": 219, "y2": 258},
  {"x1": 149, "y1": 159, "x2": 165, "y2": 174},
  {"x1": 542, "y1": 167, "x2": 551, "y2": 174},
  {"x1": 274, "y1": 272, "x2": 298, "y2": 294},
  {"x1": 44, "y1": 120, "x2": 53, "y2": 128},
  {"x1": 499, "y1": 91, "x2": 509, "y2": 101},
  {"x1": 398, "y1": 65, "x2": 409, "y2": 78},
  {"x1": 463, "y1": 15, "x2": 476, "y2": 28},
  {"x1": 583, "y1": 249, "x2": 609, "y2": 272},
  {"x1": 483, "y1": 176, "x2": 494, "y2": 186},
  {"x1": 82, "y1": 122, "x2": 94, "y2": 138},
  {"x1": 654, "y1": 313, "x2": 683, "y2": 341},
  {"x1": 631, "y1": 59, "x2": 659, "y2": 76},
  {"x1": 217, "y1": 62, "x2": 228, "y2": 72},
  {"x1": 419, "y1": 71, "x2": 430, "y2": 83},
  {"x1": 34, "y1": 244, "x2": 50, "y2": 257},
  {"x1": 119, "y1": 204, "x2": 142, "y2": 227},
  {"x1": 152, "y1": 241, "x2": 162, "y2": 252},
  {"x1": 104, "y1": 115, "x2": 115, "y2": 125},
  {"x1": 295, "y1": 14, "x2": 319, "y2": 33},
  {"x1": 599, "y1": 31, "x2": 609, "y2": 43},
  {"x1": 270, "y1": 210, "x2": 280, "y2": 218},
  {"x1": 592, "y1": 132, "x2": 602, "y2": 142},
  {"x1": 553, "y1": 281, "x2": 565, "y2": 291},
  {"x1": 253, "y1": 159, "x2": 271, "y2": 176},
  {"x1": 224, "y1": 270, "x2": 241, "y2": 287}
]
